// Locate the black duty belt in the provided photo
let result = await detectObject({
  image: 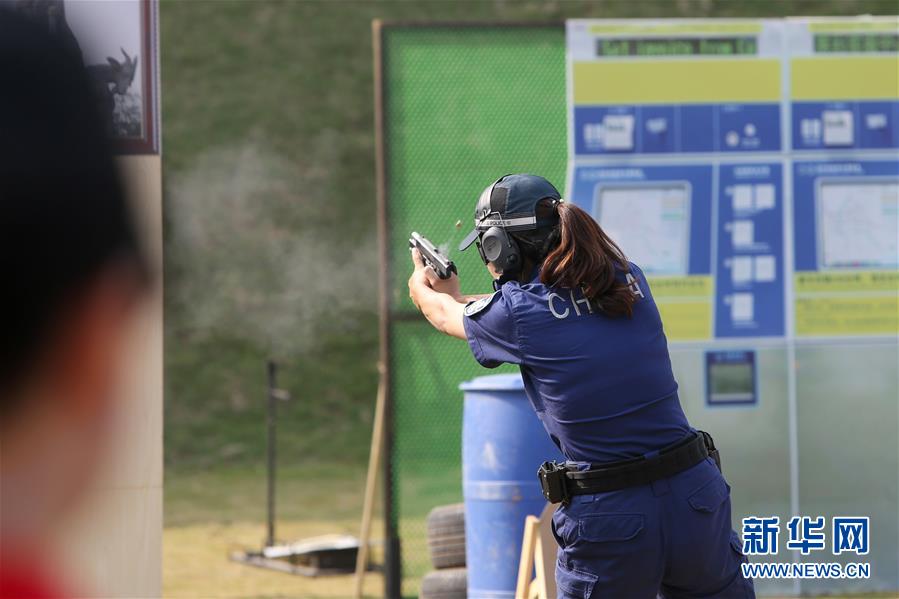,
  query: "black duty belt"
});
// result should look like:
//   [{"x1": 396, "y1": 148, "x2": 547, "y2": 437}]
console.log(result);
[{"x1": 538, "y1": 430, "x2": 721, "y2": 505}]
